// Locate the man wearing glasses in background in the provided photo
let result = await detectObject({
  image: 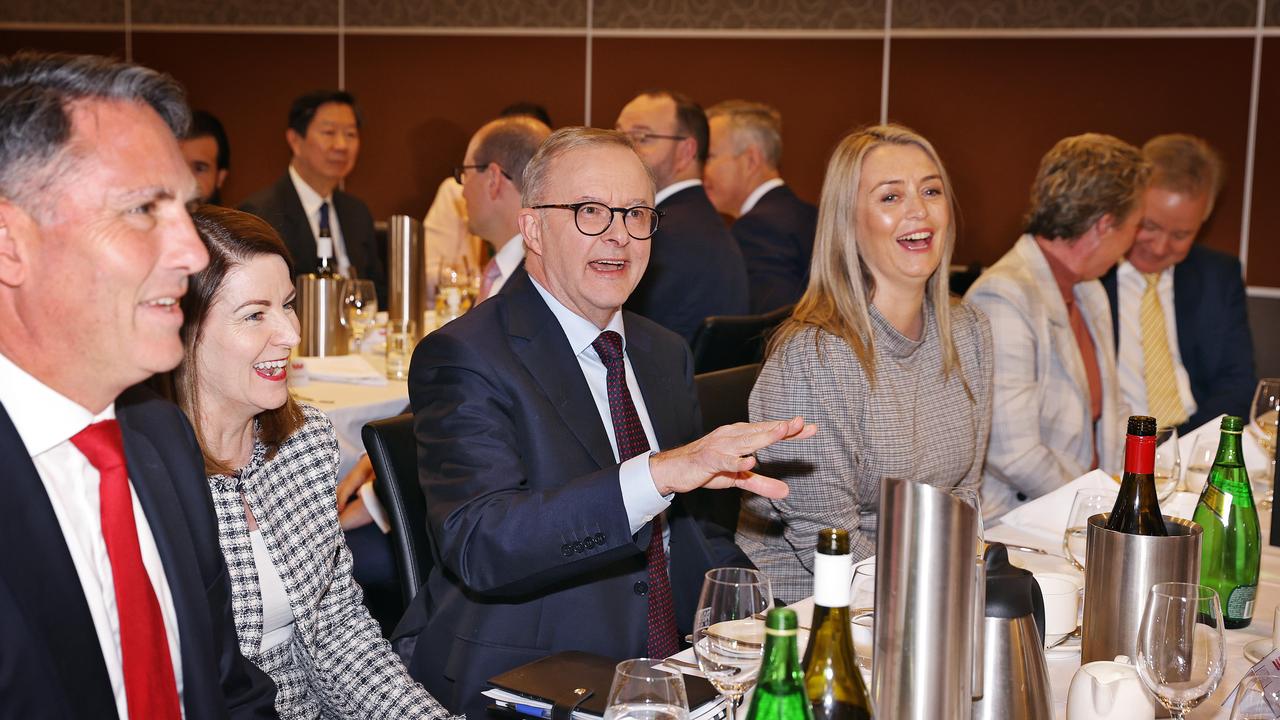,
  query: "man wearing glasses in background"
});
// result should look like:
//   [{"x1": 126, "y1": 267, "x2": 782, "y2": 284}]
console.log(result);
[
  {"x1": 615, "y1": 90, "x2": 749, "y2": 344},
  {"x1": 397, "y1": 127, "x2": 813, "y2": 719}
]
